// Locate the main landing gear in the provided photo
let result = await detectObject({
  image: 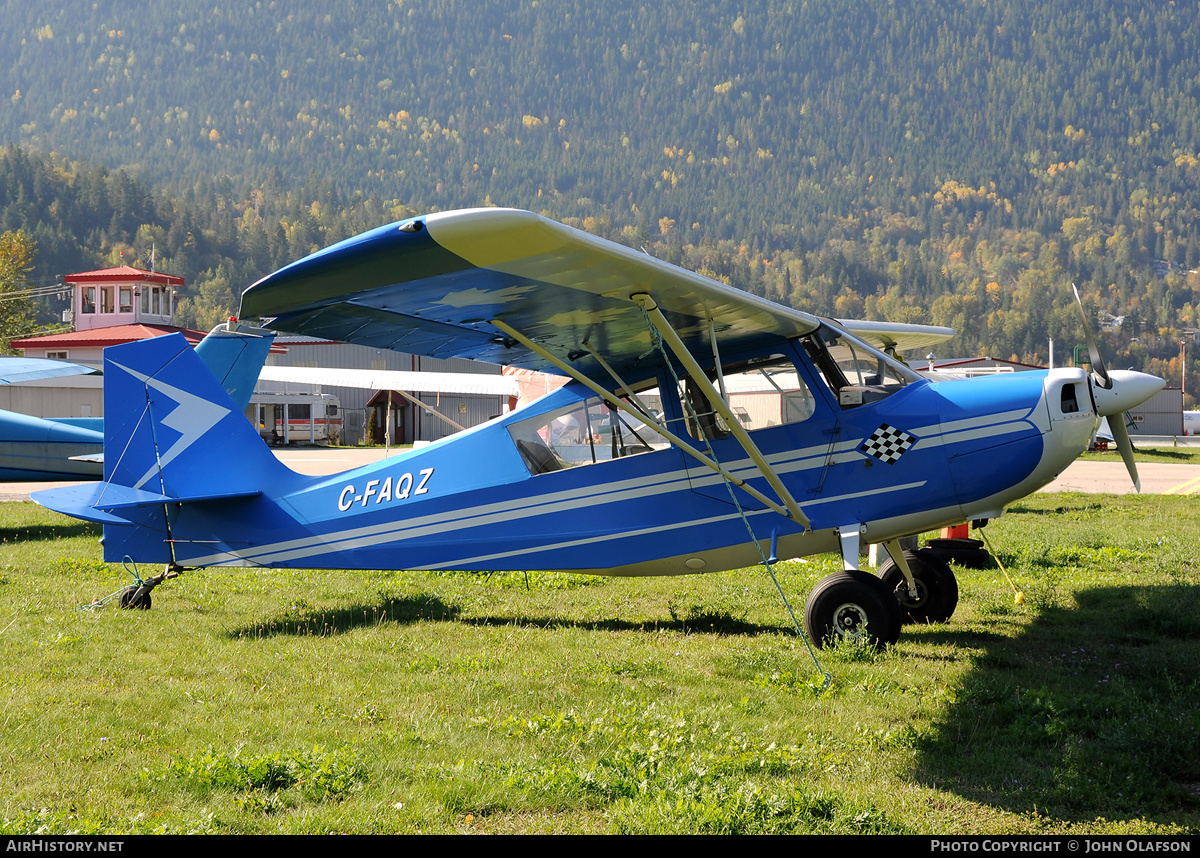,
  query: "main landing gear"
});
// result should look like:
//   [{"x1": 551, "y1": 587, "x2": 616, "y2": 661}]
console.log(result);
[
  {"x1": 876, "y1": 548, "x2": 959, "y2": 625},
  {"x1": 803, "y1": 548, "x2": 960, "y2": 649}
]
